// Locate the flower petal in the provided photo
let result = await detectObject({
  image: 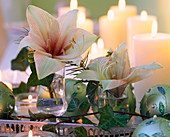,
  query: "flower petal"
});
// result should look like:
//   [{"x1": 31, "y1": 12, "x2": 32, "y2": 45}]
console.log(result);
[
  {"x1": 111, "y1": 42, "x2": 131, "y2": 79},
  {"x1": 27, "y1": 5, "x2": 55, "y2": 43},
  {"x1": 76, "y1": 70, "x2": 100, "y2": 81},
  {"x1": 19, "y1": 36, "x2": 46, "y2": 52},
  {"x1": 123, "y1": 62, "x2": 162, "y2": 84},
  {"x1": 54, "y1": 10, "x2": 78, "y2": 54},
  {"x1": 101, "y1": 80, "x2": 126, "y2": 91},
  {"x1": 56, "y1": 28, "x2": 98, "y2": 61},
  {"x1": 34, "y1": 51, "x2": 65, "y2": 79}
]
